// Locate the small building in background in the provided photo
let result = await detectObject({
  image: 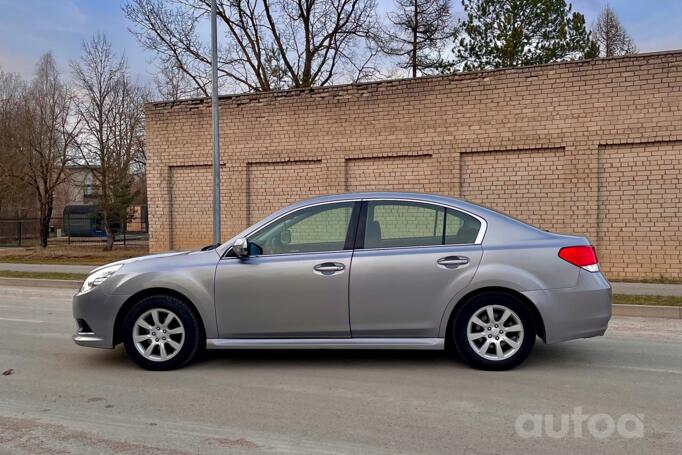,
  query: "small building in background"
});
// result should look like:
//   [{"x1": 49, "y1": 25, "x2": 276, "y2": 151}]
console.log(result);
[{"x1": 54, "y1": 165, "x2": 148, "y2": 237}]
